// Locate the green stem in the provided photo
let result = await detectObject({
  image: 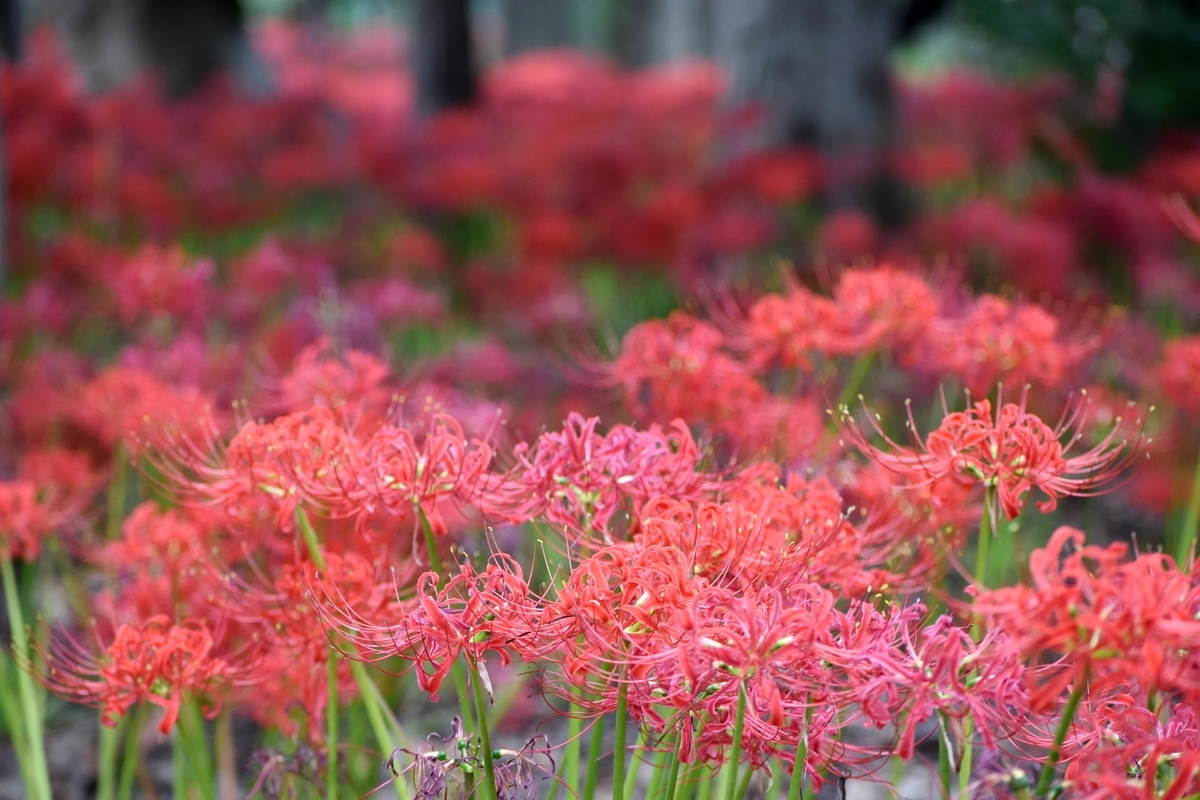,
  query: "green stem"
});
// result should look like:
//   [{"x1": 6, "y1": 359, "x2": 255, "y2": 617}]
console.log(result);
[
  {"x1": 295, "y1": 507, "x2": 328, "y2": 571},
  {"x1": 327, "y1": 645, "x2": 340, "y2": 800},
  {"x1": 695, "y1": 763, "x2": 715, "y2": 800},
  {"x1": 974, "y1": 486, "x2": 996, "y2": 589},
  {"x1": 298, "y1": 505, "x2": 419, "y2": 800},
  {"x1": 1035, "y1": 677, "x2": 1087, "y2": 797},
  {"x1": 97, "y1": 716, "x2": 122, "y2": 800},
  {"x1": 0, "y1": 648, "x2": 32, "y2": 793},
  {"x1": 724, "y1": 684, "x2": 748, "y2": 800},
  {"x1": 178, "y1": 701, "x2": 215, "y2": 800},
  {"x1": 662, "y1": 748, "x2": 682, "y2": 800},
  {"x1": 613, "y1": 679, "x2": 629, "y2": 800},
  {"x1": 470, "y1": 660, "x2": 499, "y2": 800},
  {"x1": 582, "y1": 713, "x2": 605, "y2": 800},
  {"x1": 734, "y1": 765, "x2": 753, "y2": 800},
  {"x1": 959, "y1": 715, "x2": 975, "y2": 797},
  {"x1": 106, "y1": 444, "x2": 128, "y2": 541},
  {"x1": 835, "y1": 351, "x2": 875, "y2": 412},
  {"x1": 173, "y1": 723, "x2": 190, "y2": 800},
  {"x1": 938, "y1": 712, "x2": 953, "y2": 800},
  {"x1": 564, "y1": 705, "x2": 583, "y2": 796},
  {"x1": 117, "y1": 704, "x2": 149, "y2": 800},
  {"x1": 622, "y1": 723, "x2": 645, "y2": 800},
  {"x1": 0, "y1": 546, "x2": 51, "y2": 800},
  {"x1": 1176, "y1": 446, "x2": 1200, "y2": 567},
  {"x1": 792, "y1": 734, "x2": 811, "y2": 800},
  {"x1": 348, "y1": 661, "x2": 410, "y2": 800}
]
